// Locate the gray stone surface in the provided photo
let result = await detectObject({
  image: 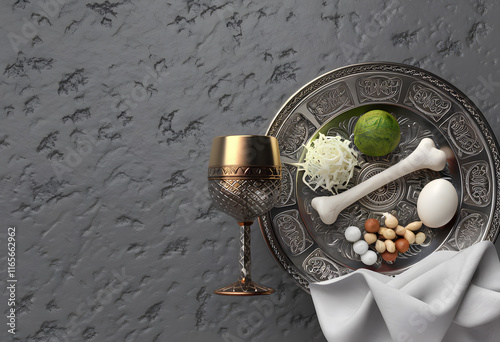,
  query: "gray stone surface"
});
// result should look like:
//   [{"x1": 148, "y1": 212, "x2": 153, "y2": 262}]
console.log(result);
[{"x1": 0, "y1": 0, "x2": 499, "y2": 341}]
